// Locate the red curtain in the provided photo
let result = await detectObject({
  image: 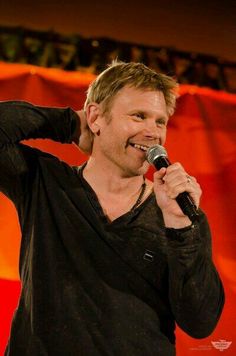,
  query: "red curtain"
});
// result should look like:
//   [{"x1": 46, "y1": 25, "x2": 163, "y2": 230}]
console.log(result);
[{"x1": 0, "y1": 62, "x2": 235, "y2": 355}]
